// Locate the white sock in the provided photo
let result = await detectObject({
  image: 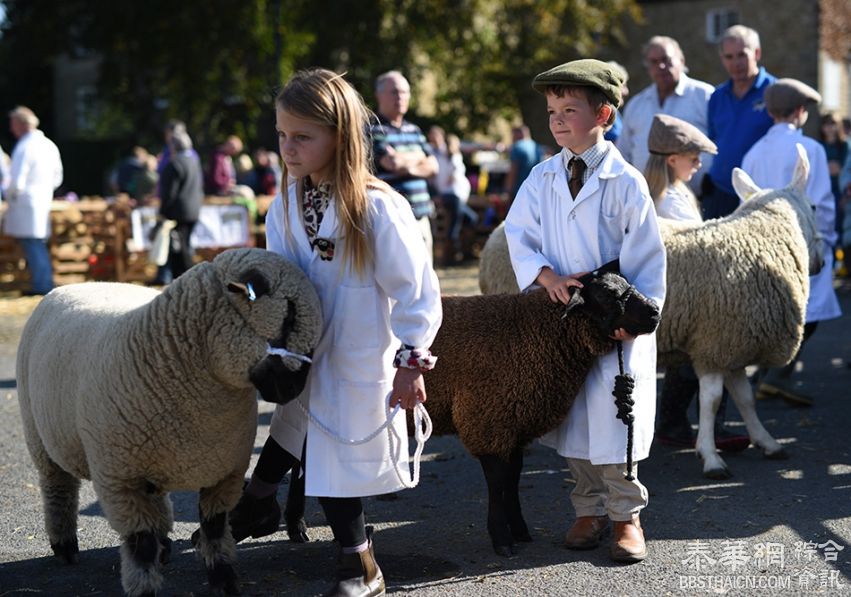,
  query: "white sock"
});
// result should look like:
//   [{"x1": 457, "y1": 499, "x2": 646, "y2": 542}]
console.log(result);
[{"x1": 342, "y1": 540, "x2": 369, "y2": 554}]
